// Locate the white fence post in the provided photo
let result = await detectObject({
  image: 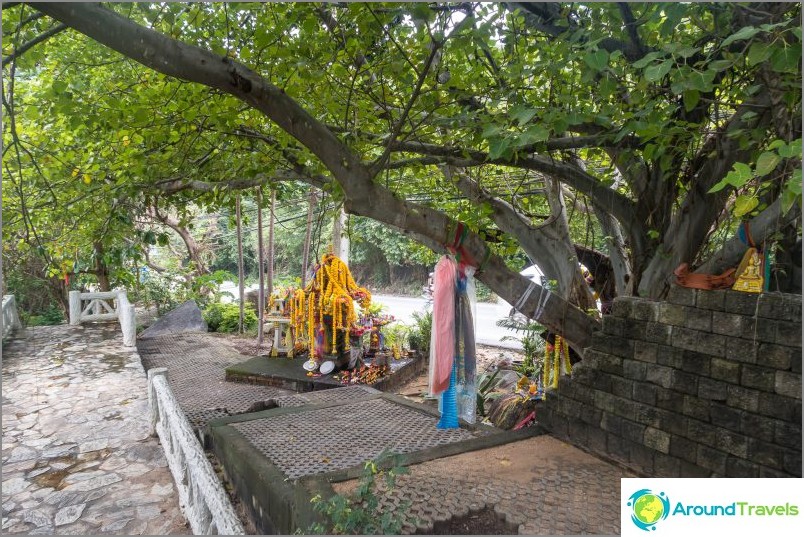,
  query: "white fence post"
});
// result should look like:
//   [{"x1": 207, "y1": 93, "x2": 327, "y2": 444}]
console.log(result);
[
  {"x1": 69, "y1": 290, "x2": 81, "y2": 326},
  {"x1": 148, "y1": 367, "x2": 168, "y2": 437},
  {"x1": 2, "y1": 295, "x2": 23, "y2": 340},
  {"x1": 118, "y1": 292, "x2": 137, "y2": 347}
]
